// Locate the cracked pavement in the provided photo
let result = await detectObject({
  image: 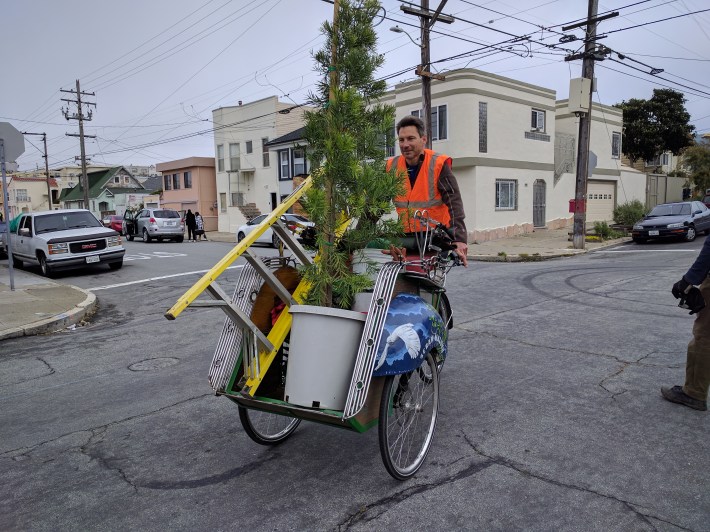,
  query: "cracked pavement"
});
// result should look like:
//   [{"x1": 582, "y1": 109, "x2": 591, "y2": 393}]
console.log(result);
[{"x1": 1, "y1": 242, "x2": 709, "y2": 531}]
